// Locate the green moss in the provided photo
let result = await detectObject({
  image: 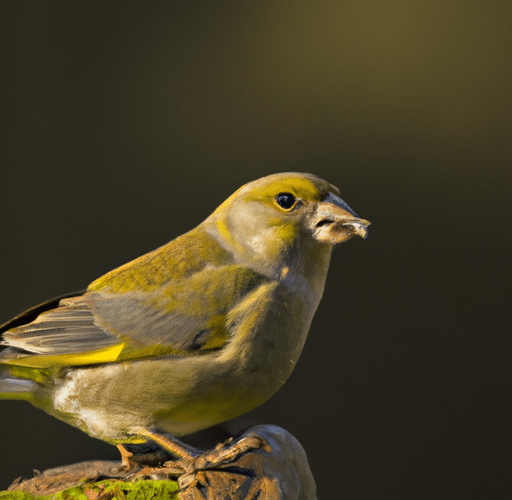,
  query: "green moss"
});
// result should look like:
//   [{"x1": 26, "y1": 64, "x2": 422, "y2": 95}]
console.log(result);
[
  {"x1": 55, "y1": 486, "x2": 89, "y2": 500},
  {"x1": 0, "y1": 479, "x2": 179, "y2": 500},
  {"x1": 82, "y1": 479, "x2": 179, "y2": 500},
  {"x1": 0, "y1": 492, "x2": 37, "y2": 500}
]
